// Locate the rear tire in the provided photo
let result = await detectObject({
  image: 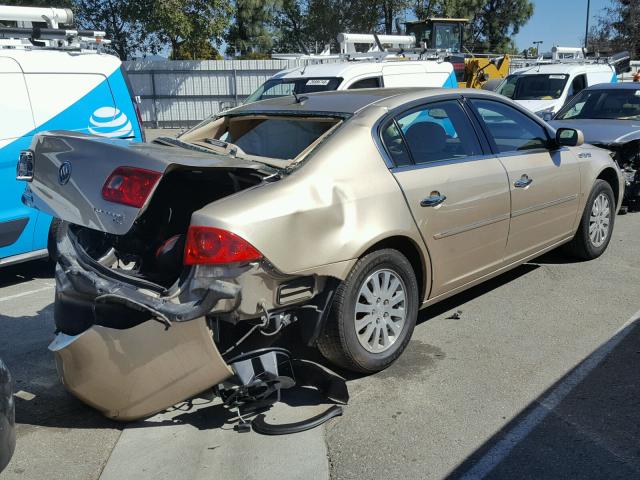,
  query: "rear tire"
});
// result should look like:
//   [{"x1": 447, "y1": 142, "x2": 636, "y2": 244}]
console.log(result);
[
  {"x1": 564, "y1": 179, "x2": 615, "y2": 260},
  {"x1": 47, "y1": 218, "x2": 61, "y2": 262},
  {"x1": 317, "y1": 249, "x2": 419, "y2": 373}
]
